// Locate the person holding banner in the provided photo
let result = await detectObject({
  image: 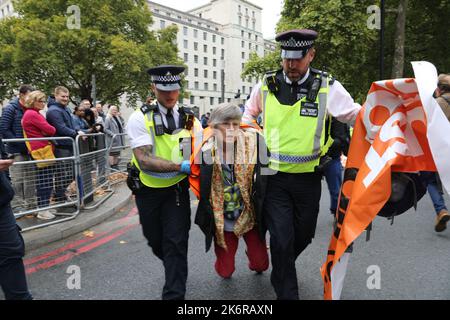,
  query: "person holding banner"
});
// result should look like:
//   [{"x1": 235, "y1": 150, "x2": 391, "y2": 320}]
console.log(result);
[{"x1": 243, "y1": 29, "x2": 361, "y2": 300}]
